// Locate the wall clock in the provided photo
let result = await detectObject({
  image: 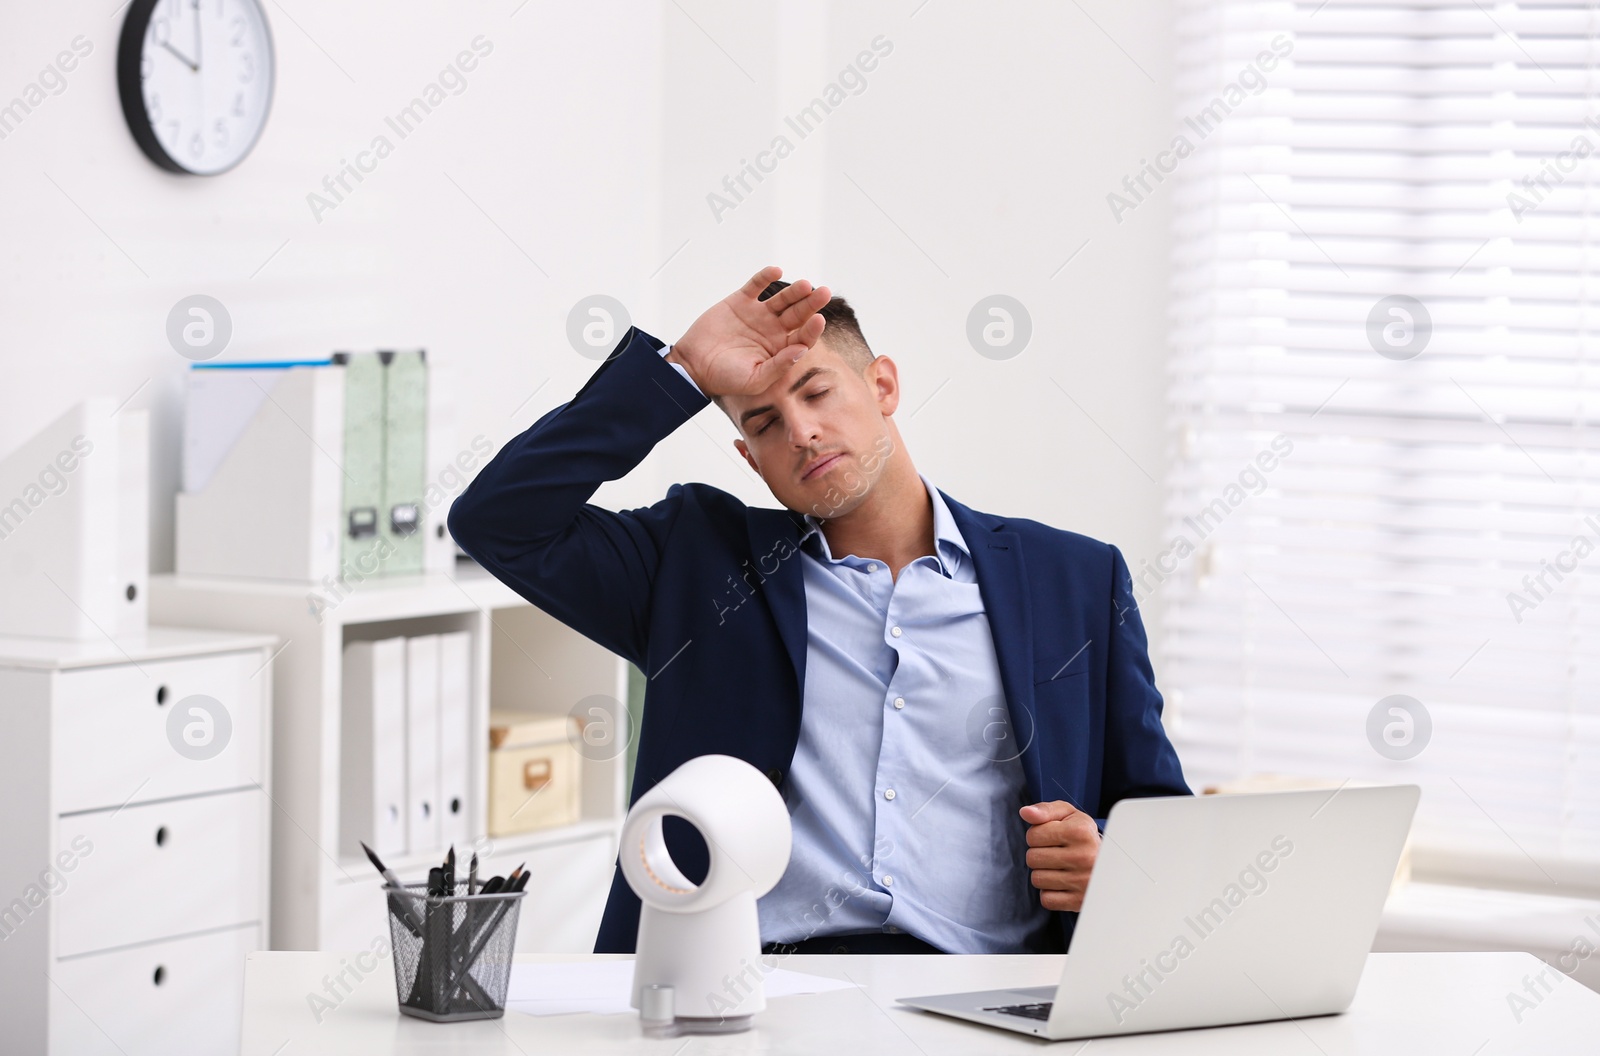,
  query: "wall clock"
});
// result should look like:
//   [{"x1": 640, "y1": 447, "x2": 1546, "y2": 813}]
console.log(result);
[{"x1": 117, "y1": 0, "x2": 275, "y2": 175}]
